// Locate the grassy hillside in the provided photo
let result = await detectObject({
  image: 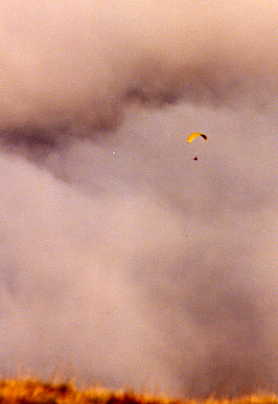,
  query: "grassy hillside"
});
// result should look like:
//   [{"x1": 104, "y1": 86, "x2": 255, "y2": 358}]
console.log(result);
[{"x1": 0, "y1": 379, "x2": 278, "y2": 404}]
